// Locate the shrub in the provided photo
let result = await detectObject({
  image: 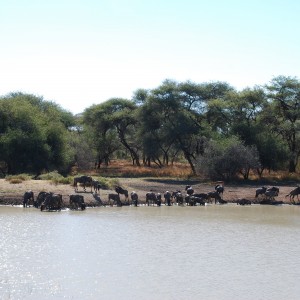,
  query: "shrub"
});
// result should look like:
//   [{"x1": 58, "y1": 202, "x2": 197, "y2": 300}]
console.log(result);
[
  {"x1": 38, "y1": 171, "x2": 72, "y2": 185},
  {"x1": 196, "y1": 137, "x2": 261, "y2": 180},
  {"x1": 92, "y1": 177, "x2": 119, "y2": 190},
  {"x1": 5, "y1": 174, "x2": 32, "y2": 183},
  {"x1": 8, "y1": 178, "x2": 23, "y2": 184}
]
